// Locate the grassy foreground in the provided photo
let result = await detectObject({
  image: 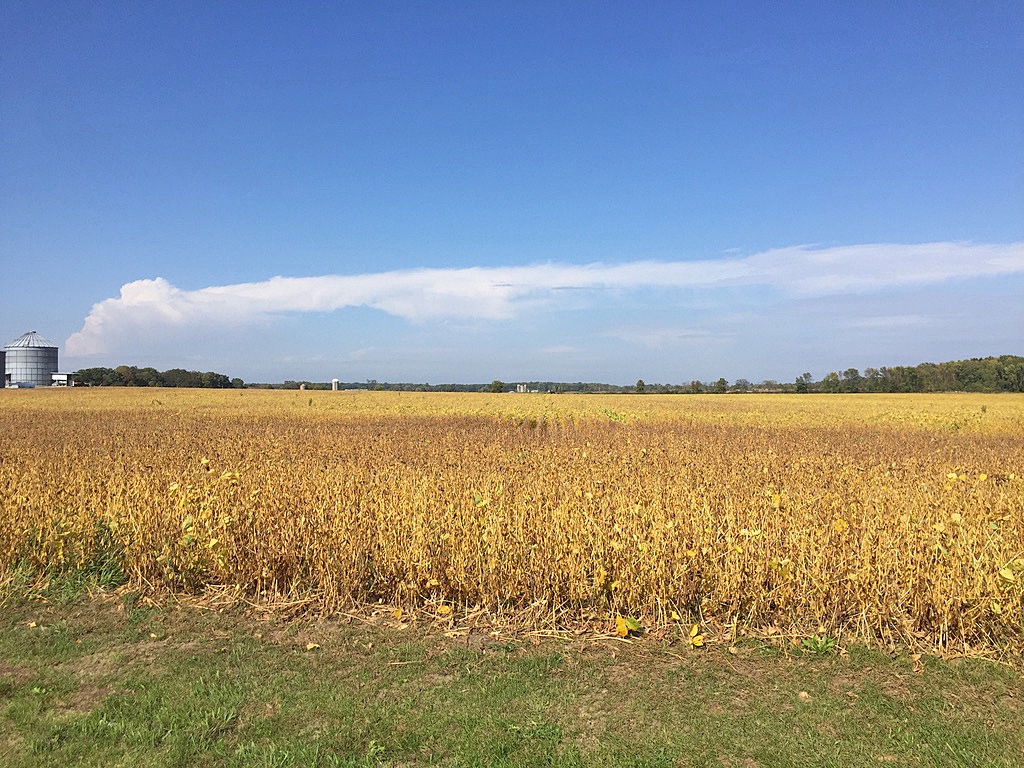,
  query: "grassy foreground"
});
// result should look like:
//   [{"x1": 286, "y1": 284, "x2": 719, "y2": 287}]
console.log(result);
[{"x1": 2, "y1": 587, "x2": 1022, "y2": 768}]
